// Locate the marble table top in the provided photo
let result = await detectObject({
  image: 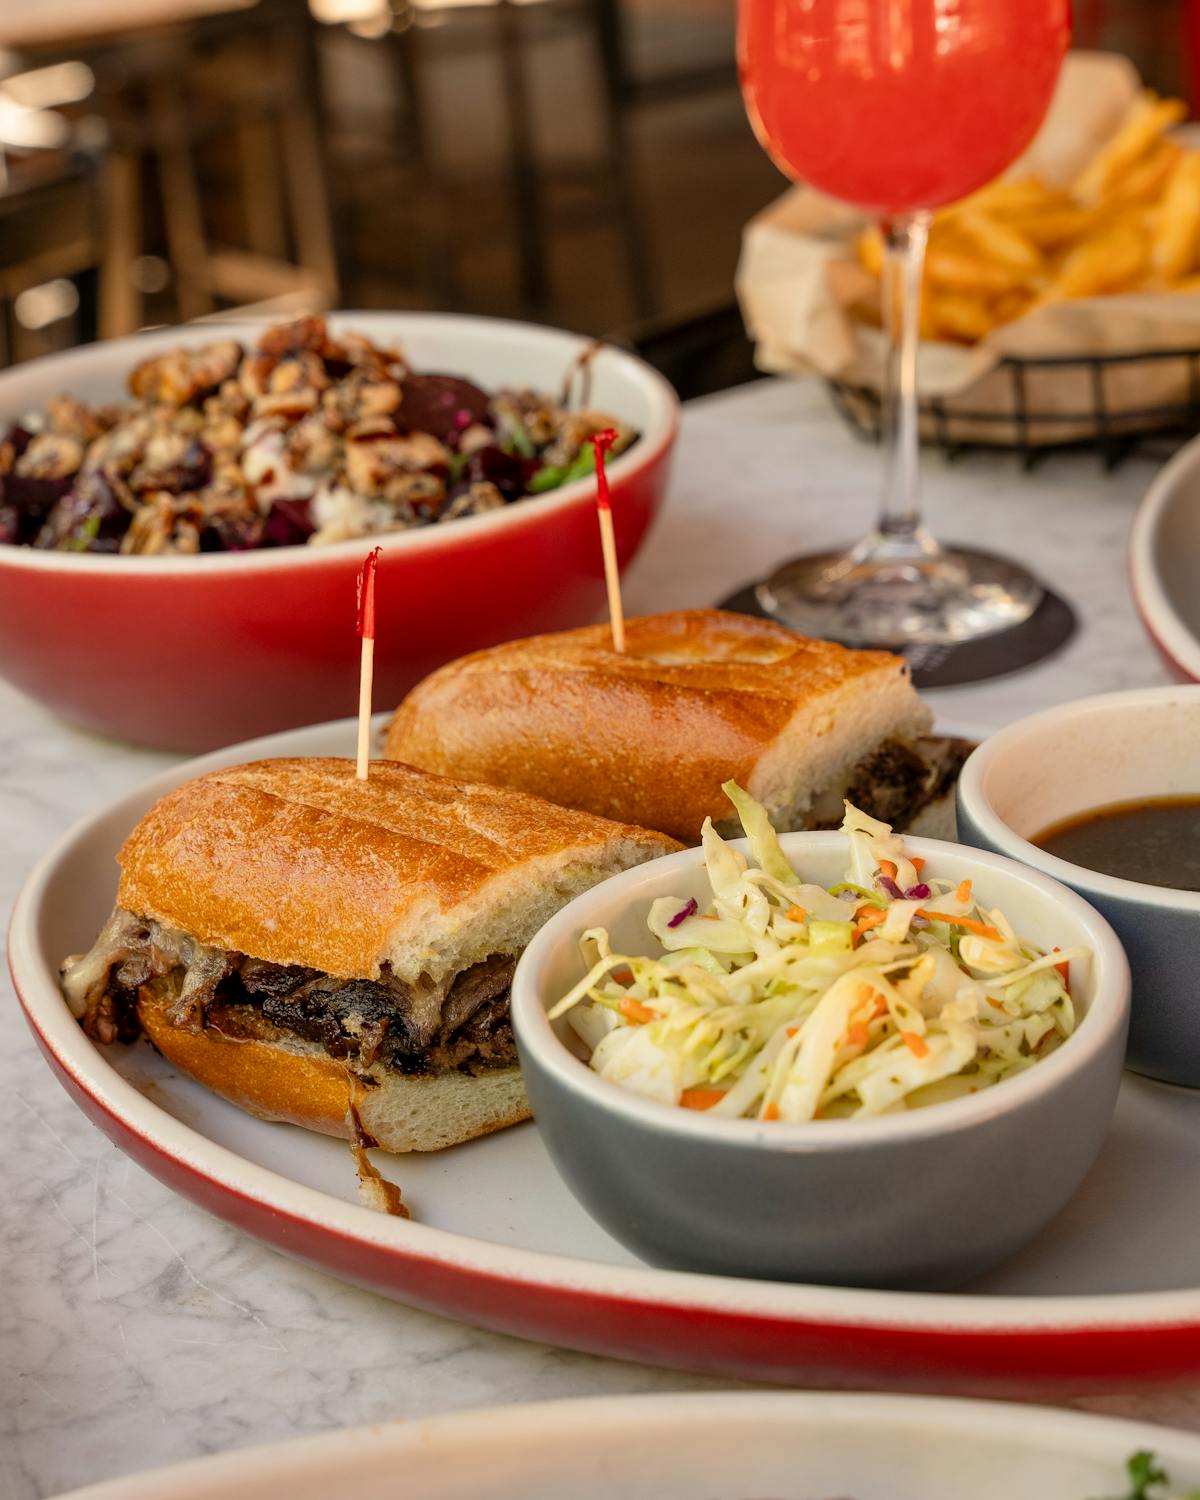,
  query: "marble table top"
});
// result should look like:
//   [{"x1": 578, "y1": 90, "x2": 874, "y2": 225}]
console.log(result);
[{"x1": 2, "y1": 376, "x2": 1193, "y2": 1499}]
